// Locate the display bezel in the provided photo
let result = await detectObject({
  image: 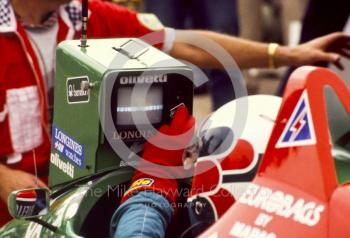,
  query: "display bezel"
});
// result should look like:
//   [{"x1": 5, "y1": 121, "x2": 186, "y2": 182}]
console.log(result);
[{"x1": 106, "y1": 69, "x2": 193, "y2": 143}]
